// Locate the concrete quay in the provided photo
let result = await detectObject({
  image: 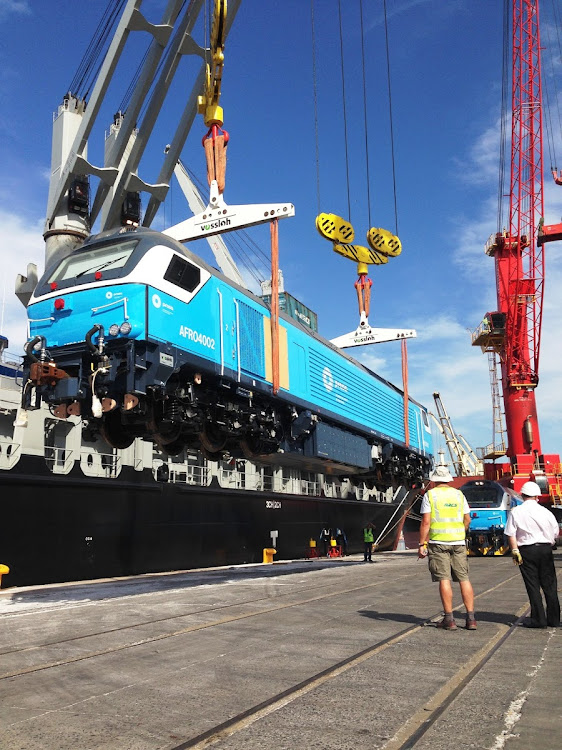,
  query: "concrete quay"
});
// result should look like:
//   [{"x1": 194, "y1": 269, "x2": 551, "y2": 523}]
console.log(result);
[{"x1": 0, "y1": 549, "x2": 560, "y2": 749}]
